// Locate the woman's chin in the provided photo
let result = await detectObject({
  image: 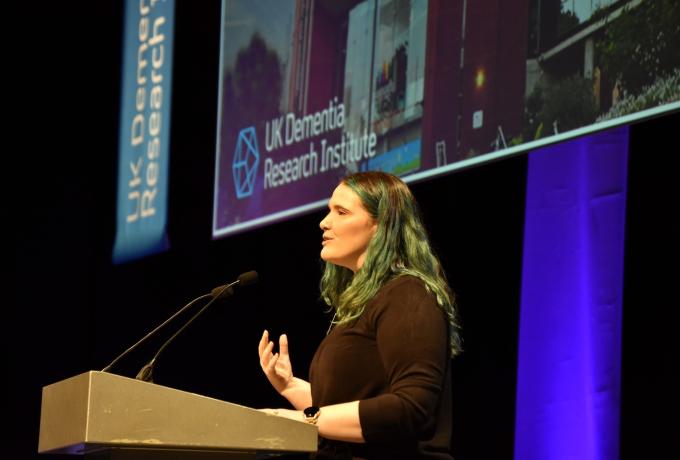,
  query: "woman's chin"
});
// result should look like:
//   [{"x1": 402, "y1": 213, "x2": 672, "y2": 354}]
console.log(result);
[
  {"x1": 321, "y1": 253, "x2": 341, "y2": 267},
  {"x1": 321, "y1": 245, "x2": 336, "y2": 257}
]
